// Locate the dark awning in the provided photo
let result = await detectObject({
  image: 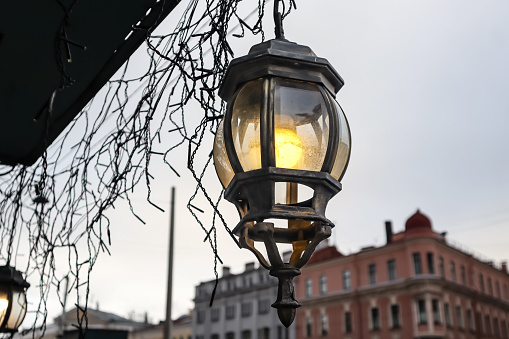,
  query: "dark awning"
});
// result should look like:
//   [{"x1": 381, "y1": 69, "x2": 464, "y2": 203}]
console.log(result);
[{"x1": 0, "y1": 0, "x2": 179, "y2": 165}]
